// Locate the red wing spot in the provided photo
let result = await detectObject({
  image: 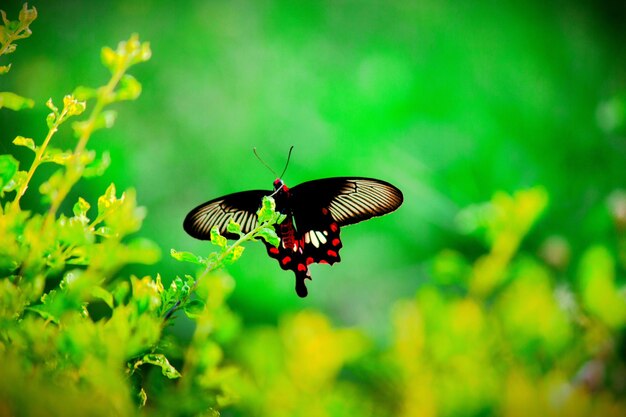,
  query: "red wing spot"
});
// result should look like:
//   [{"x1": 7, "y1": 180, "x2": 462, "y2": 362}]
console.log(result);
[
  {"x1": 319, "y1": 259, "x2": 329, "y2": 264},
  {"x1": 306, "y1": 257, "x2": 314, "y2": 265},
  {"x1": 327, "y1": 250, "x2": 338, "y2": 258},
  {"x1": 332, "y1": 238, "x2": 341, "y2": 247},
  {"x1": 330, "y1": 223, "x2": 338, "y2": 232},
  {"x1": 322, "y1": 208, "x2": 329, "y2": 215},
  {"x1": 297, "y1": 263, "x2": 307, "y2": 272},
  {"x1": 269, "y1": 247, "x2": 279, "y2": 254},
  {"x1": 281, "y1": 256, "x2": 292, "y2": 265}
]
